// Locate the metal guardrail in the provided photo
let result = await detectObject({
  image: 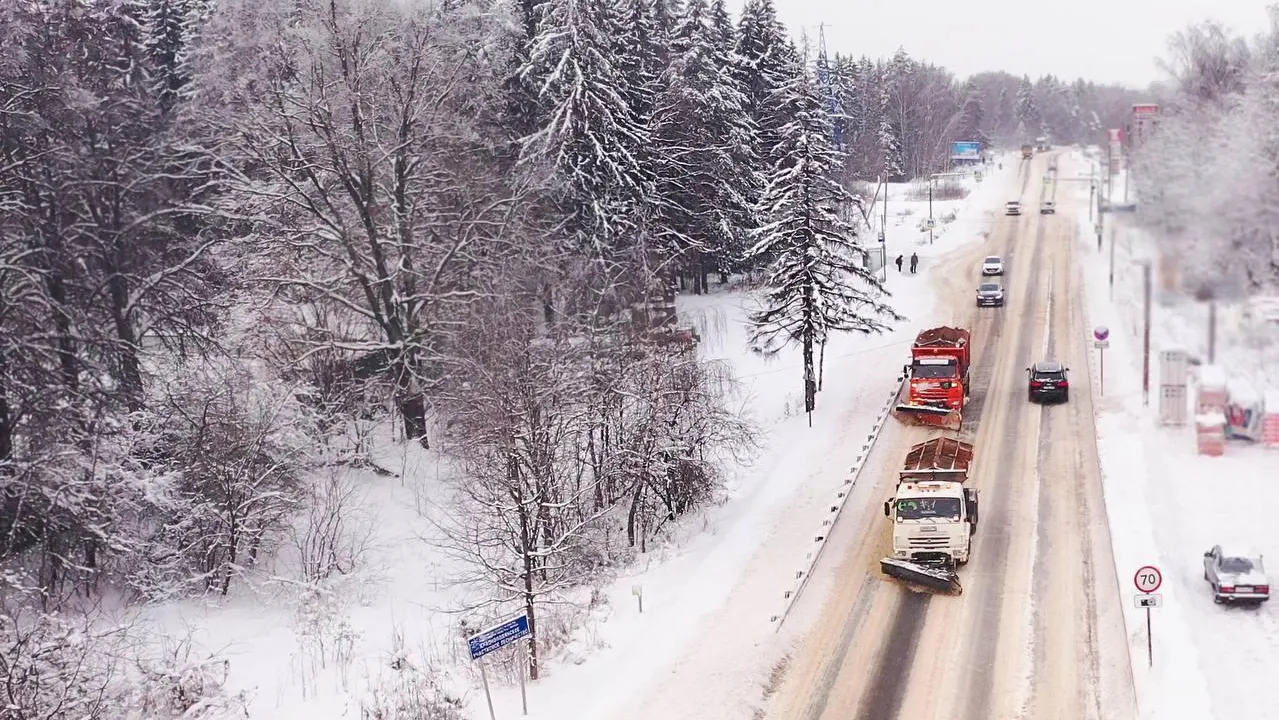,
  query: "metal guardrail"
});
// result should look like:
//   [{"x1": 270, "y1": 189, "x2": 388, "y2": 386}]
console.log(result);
[{"x1": 770, "y1": 369, "x2": 909, "y2": 630}]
